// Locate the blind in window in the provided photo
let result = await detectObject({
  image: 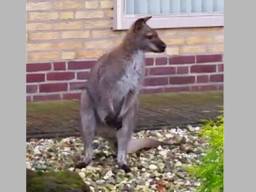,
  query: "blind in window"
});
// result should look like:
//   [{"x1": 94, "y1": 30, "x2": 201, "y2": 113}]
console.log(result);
[{"x1": 125, "y1": 0, "x2": 224, "y2": 15}]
